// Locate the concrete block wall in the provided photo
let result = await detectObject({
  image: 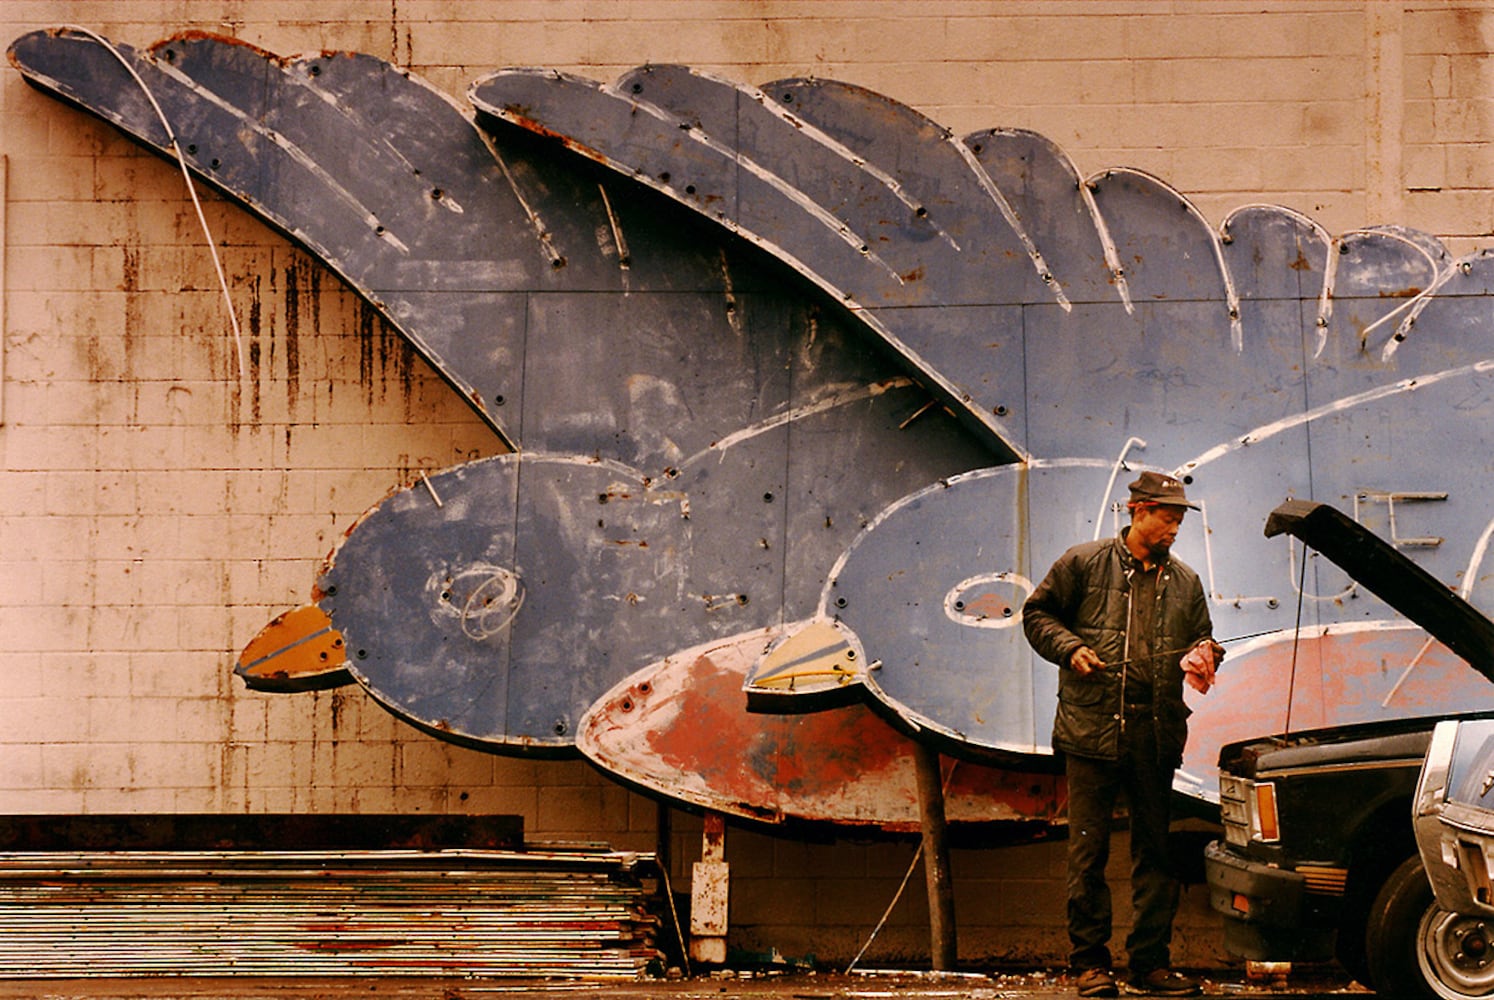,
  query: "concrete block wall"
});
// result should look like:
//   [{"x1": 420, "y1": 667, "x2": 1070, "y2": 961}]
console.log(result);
[{"x1": 1, "y1": 0, "x2": 1490, "y2": 971}]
